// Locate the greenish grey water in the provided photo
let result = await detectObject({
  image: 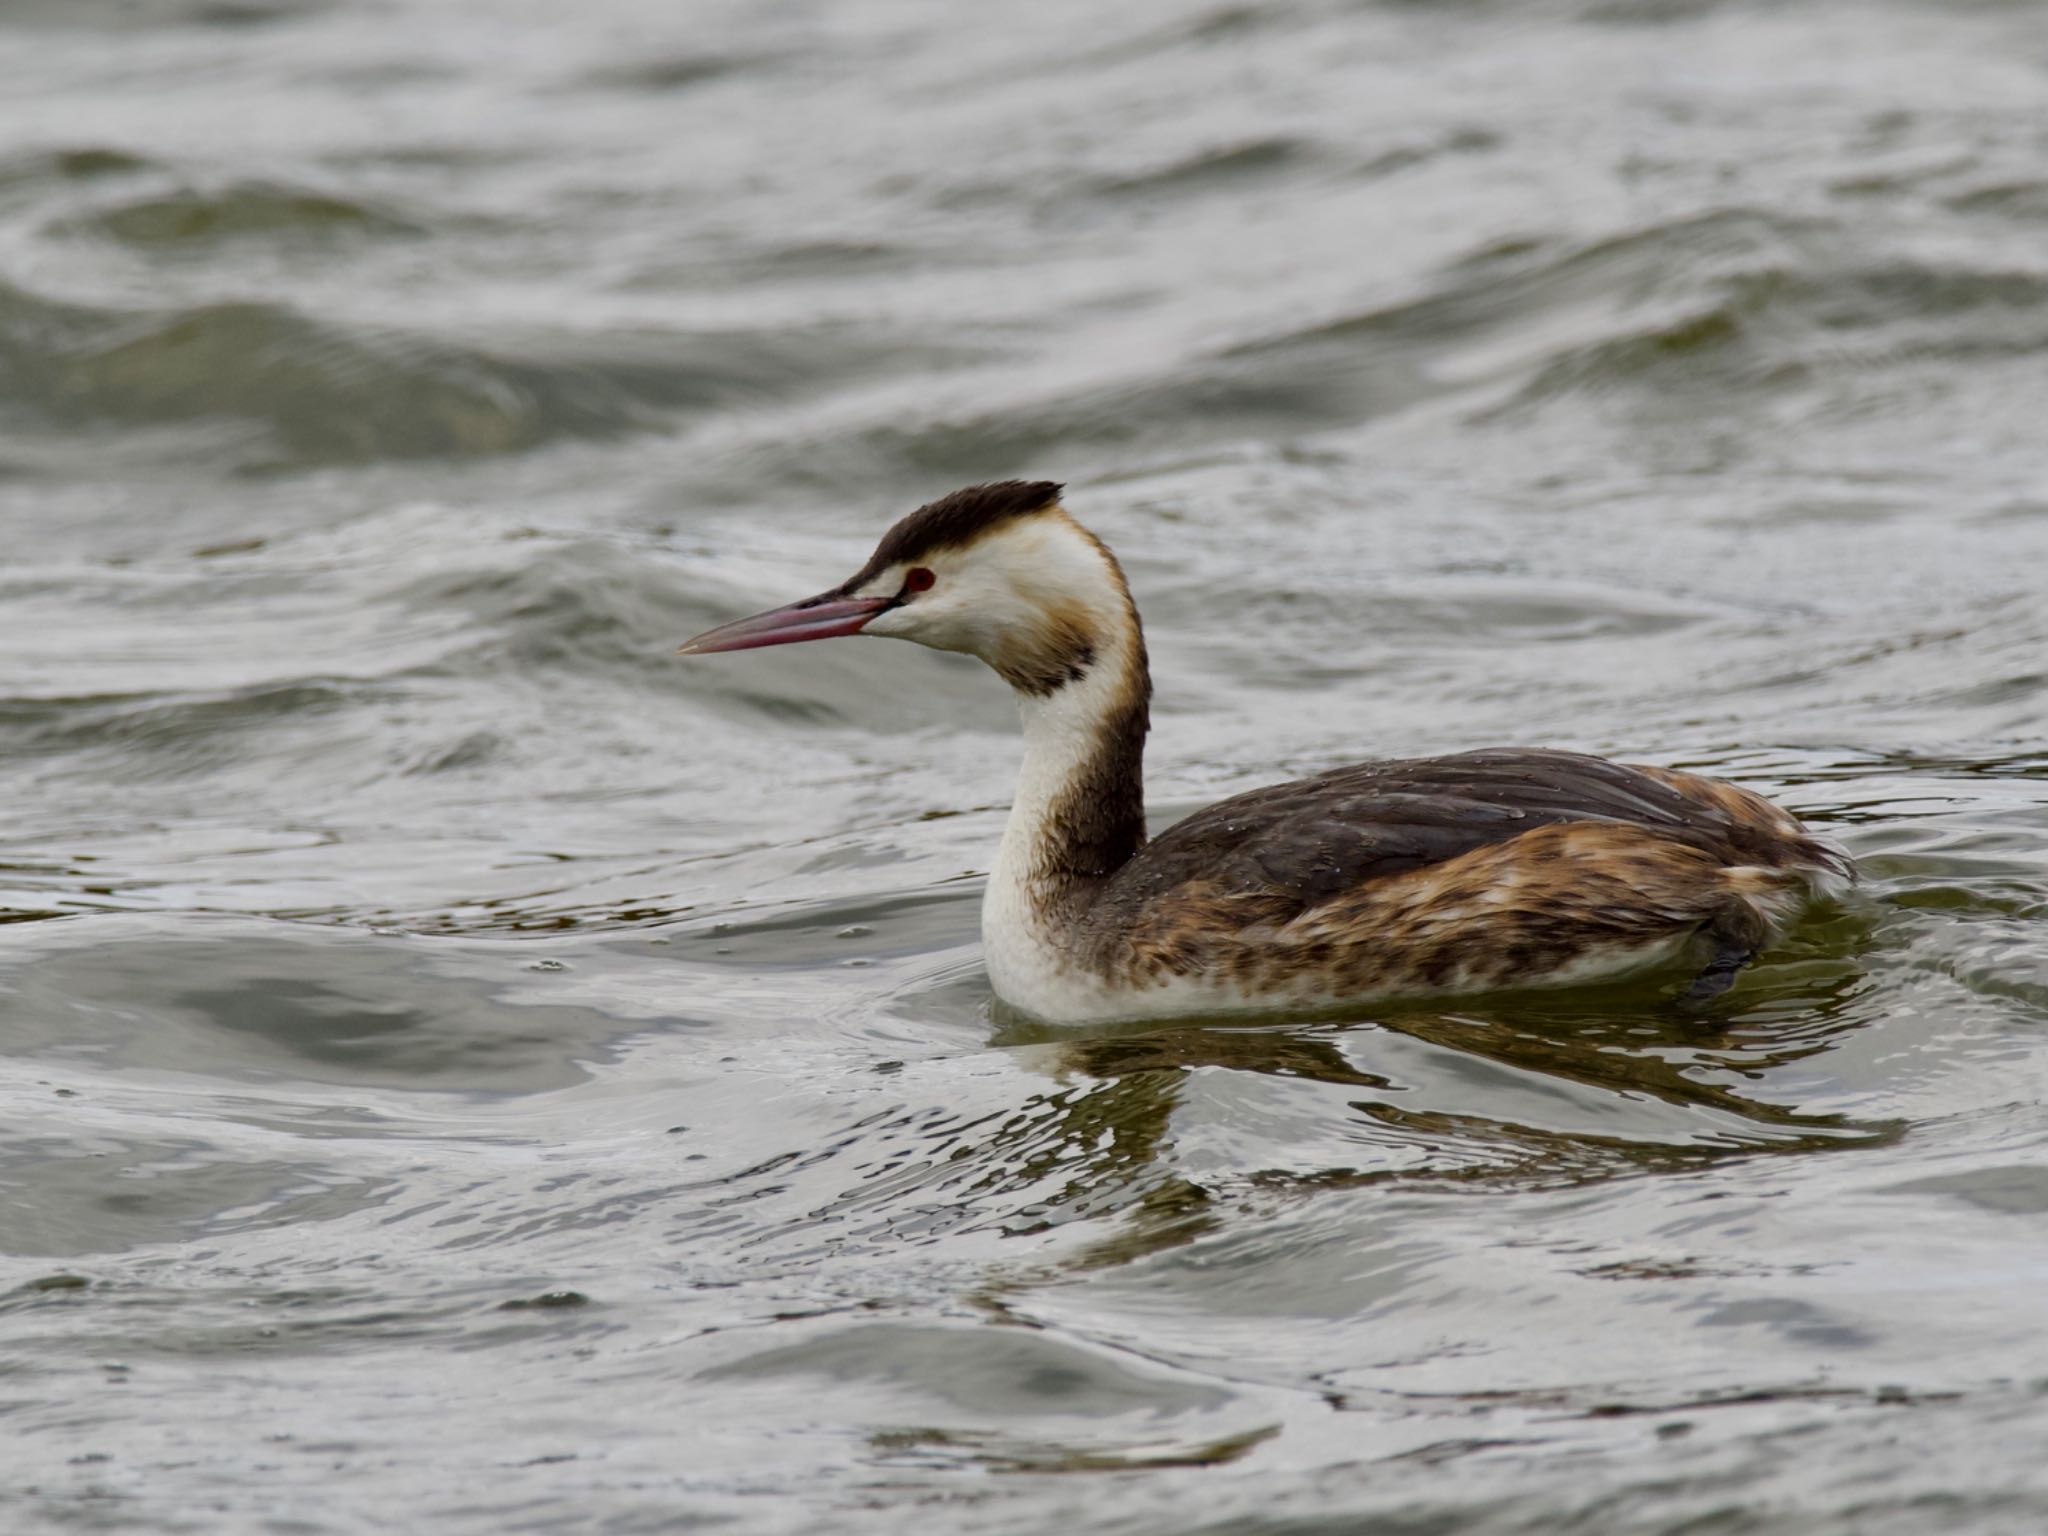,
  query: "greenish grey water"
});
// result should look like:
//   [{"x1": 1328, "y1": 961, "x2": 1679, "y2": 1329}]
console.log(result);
[{"x1": 3, "y1": 1, "x2": 2047, "y2": 1531}]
